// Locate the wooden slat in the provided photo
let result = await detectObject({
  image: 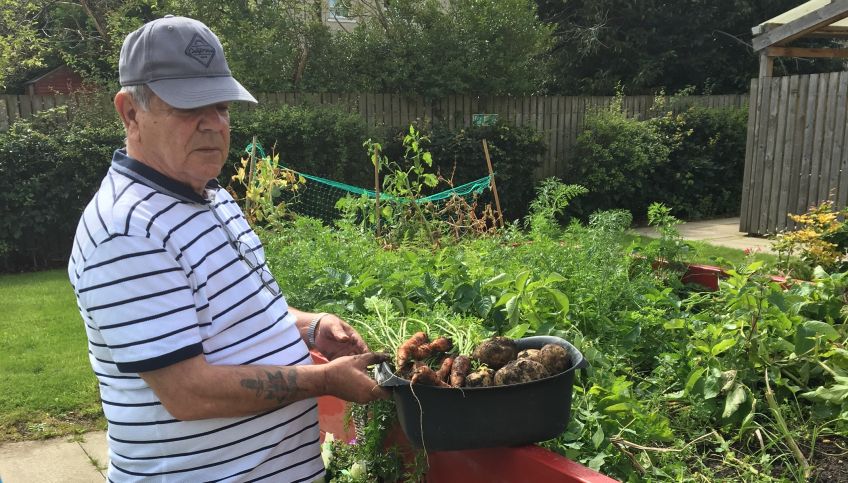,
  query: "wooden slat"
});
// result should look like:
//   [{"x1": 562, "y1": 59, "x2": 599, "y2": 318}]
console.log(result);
[
  {"x1": 807, "y1": 74, "x2": 830, "y2": 210},
  {"x1": 765, "y1": 76, "x2": 791, "y2": 232},
  {"x1": 786, "y1": 75, "x2": 810, "y2": 231},
  {"x1": 776, "y1": 75, "x2": 801, "y2": 231},
  {"x1": 740, "y1": 79, "x2": 759, "y2": 232},
  {"x1": 817, "y1": 72, "x2": 840, "y2": 203},
  {"x1": 748, "y1": 78, "x2": 772, "y2": 233},
  {"x1": 834, "y1": 72, "x2": 848, "y2": 208},
  {"x1": 797, "y1": 74, "x2": 822, "y2": 219},
  {"x1": 756, "y1": 78, "x2": 781, "y2": 234}
]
